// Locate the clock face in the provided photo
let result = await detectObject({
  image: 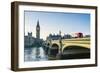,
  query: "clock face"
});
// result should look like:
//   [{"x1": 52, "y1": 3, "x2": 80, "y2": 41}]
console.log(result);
[{"x1": 37, "y1": 27, "x2": 40, "y2": 30}]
